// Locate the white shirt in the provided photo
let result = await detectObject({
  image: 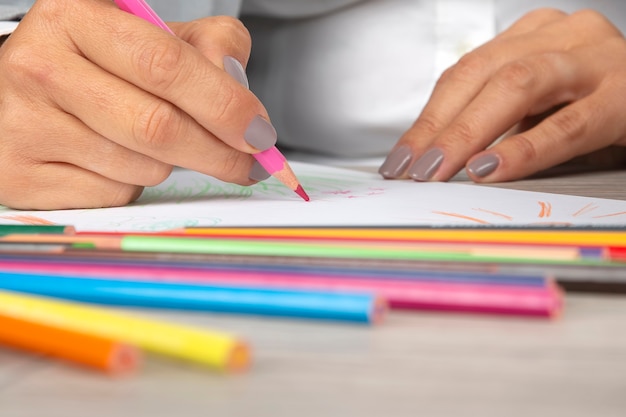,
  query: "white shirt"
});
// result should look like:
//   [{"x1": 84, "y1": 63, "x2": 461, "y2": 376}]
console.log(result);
[{"x1": 2, "y1": 0, "x2": 626, "y2": 156}]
